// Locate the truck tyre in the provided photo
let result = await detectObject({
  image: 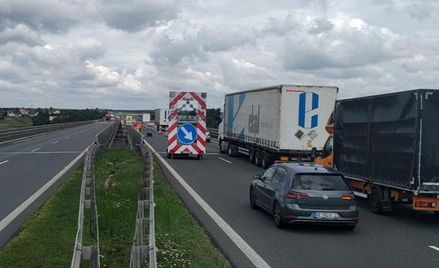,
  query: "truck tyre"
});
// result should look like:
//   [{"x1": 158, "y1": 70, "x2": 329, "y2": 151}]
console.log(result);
[
  {"x1": 228, "y1": 144, "x2": 234, "y2": 156},
  {"x1": 219, "y1": 139, "x2": 226, "y2": 153},
  {"x1": 369, "y1": 186, "x2": 383, "y2": 214},
  {"x1": 249, "y1": 147, "x2": 255, "y2": 163},
  {"x1": 261, "y1": 151, "x2": 270, "y2": 169},
  {"x1": 254, "y1": 150, "x2": 262, "y2": 167},
  {"x1": 197, "y1": 155, "x2": 203, "y2": 160}
]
